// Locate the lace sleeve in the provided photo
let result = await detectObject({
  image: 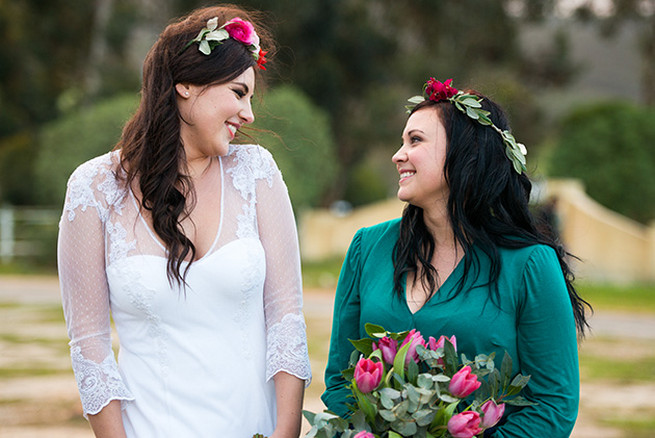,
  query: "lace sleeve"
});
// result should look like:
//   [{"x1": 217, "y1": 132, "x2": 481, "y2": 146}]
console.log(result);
[
  {"x1": 254, "y1": 149, "x2": 312, "y2": 384},
  {"x1": 58, "y1": 157, "x2": 134, "y2": 416}
]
